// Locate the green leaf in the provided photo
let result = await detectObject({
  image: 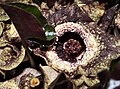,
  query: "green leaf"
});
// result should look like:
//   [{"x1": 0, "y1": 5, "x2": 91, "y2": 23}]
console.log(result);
[
  {"x1": 44, "y1": 25, "x2": 55, "y2": 41},
  {"x1": 0, "y1": 3, "x2": 46, "y2": 68},
  {"x1": 11, "y1": 3, "x2": 47, "y2": 27},
  {"x1": 11, "y1": 3, "x2": 55, "y2": 41}
]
